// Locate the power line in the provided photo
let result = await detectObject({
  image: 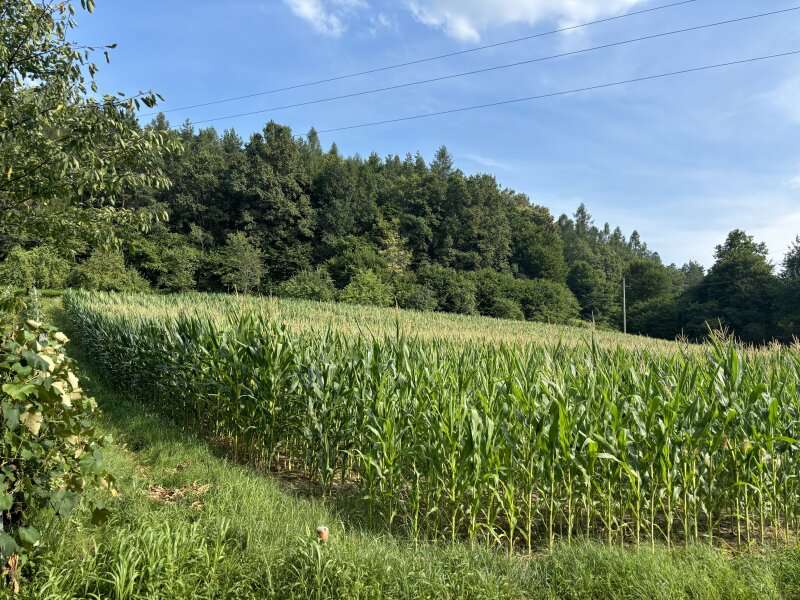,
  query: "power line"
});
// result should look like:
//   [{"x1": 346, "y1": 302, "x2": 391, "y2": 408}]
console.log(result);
[
  {"x1": 190, "y1": 6, "x2": 800, "y2": 127},
  {"x1": 147, "y1": 0, "x2": 702, "y2": 117},
  {"x1": 317, "y1": 49, "x2": 800, "y2": 133}
]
